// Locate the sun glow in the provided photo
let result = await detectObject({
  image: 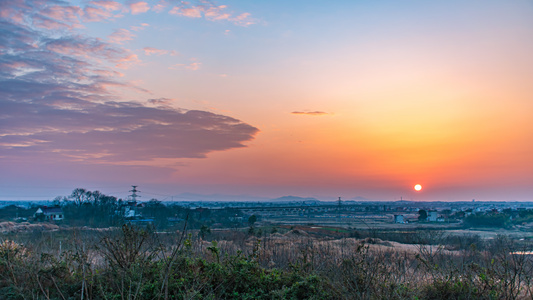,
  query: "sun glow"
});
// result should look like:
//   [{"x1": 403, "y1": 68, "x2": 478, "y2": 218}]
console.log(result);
[{"x1": 414, "y1": 184, "x2": 422, "y2": 191}]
